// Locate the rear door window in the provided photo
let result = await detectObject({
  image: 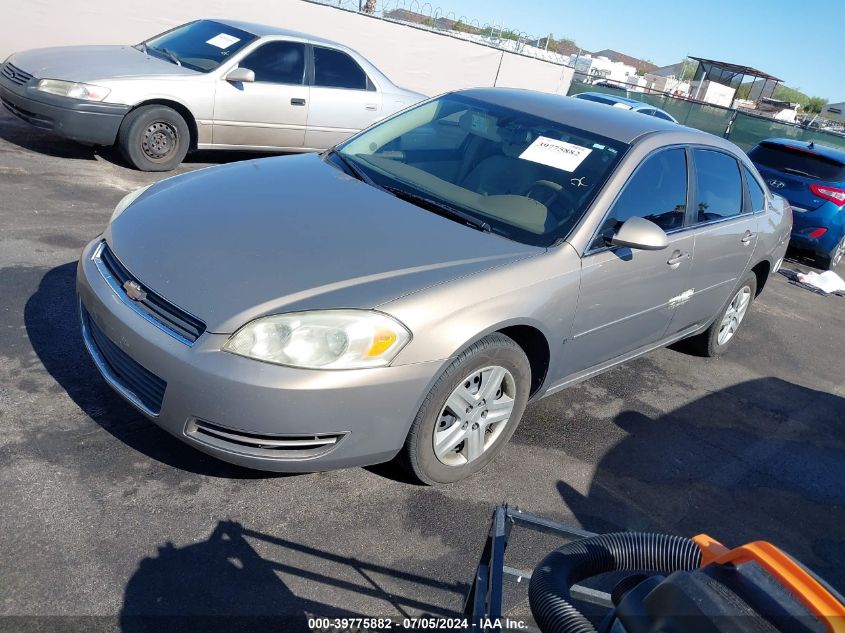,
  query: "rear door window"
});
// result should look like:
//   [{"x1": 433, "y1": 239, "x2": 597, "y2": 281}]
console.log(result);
[
  {"x1": 744, "y1": 167, "x2": 766, "y2": 212},
  {"x1": 748, "y1": 142, "x2": 845, "y2": 182},
  {"x1": 239, "y1": 41, "x2": 306, "y2": 84},
  {"x1": 692, "y1": 149, "x2": 743, "y2": 223},
  {"x1": 313, "y1": 46, "x2": 369, "y2": 90}
]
